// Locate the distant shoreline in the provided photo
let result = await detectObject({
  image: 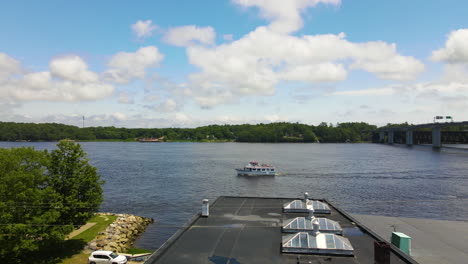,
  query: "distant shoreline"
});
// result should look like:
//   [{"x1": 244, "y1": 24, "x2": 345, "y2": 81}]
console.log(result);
[
  {"x1": 0, "y1": 121, "x2": 377, "y2": 143},
  {"x1": 1, "y1": 140, "x2": 373, "y2": 143}
]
